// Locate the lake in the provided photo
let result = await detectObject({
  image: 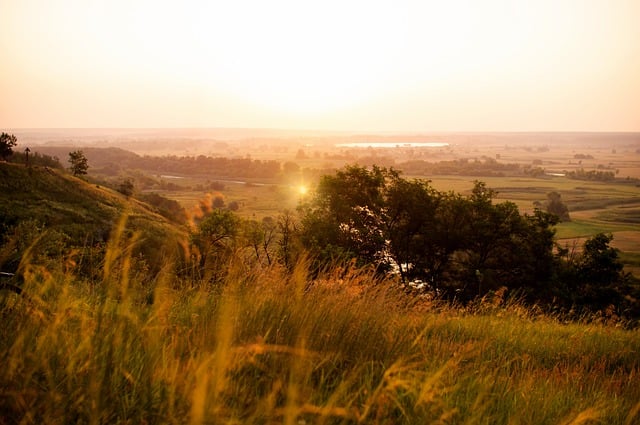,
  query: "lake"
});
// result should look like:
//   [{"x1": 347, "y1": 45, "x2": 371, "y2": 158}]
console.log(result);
[{"x1": 335, "y1": 142, "x2": 449, "y2": 148}]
